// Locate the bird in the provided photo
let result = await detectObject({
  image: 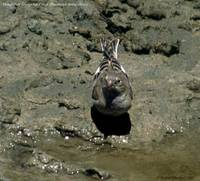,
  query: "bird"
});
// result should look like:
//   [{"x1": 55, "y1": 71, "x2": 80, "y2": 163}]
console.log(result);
[{"x1": 92, "y1": 38, "x2": 133, "y2": 116}]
